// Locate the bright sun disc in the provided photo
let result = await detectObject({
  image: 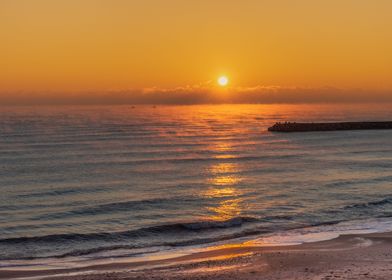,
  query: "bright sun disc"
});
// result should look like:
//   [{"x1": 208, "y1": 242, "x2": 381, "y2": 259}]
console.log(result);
[{"x1": 218, "y1": 76, "x2": 229, "y2": 86}]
